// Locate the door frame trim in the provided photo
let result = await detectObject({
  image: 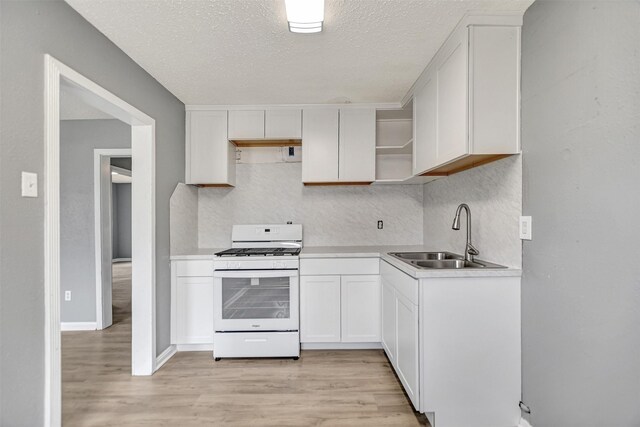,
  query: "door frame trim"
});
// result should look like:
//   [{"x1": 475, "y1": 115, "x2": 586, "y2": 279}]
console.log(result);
[
  {"x1": 94, "y1": 149, "x2": 132, "y2": 330},
  {"x1": 44, "y1": 54, "x2": 157, "y2": 427}
]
